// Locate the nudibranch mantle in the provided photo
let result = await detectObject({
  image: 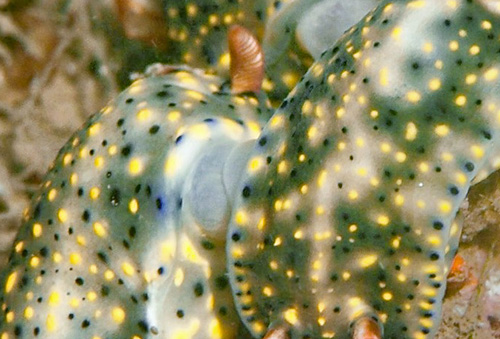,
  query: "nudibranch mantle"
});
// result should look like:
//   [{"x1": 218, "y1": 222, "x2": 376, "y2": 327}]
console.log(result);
[
  {"x1": 0, "y1": 67, "x2": 272, "y2": 338},
  {"x1": 228, "y1": 0, "x2": 500, "y2": 338}
]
